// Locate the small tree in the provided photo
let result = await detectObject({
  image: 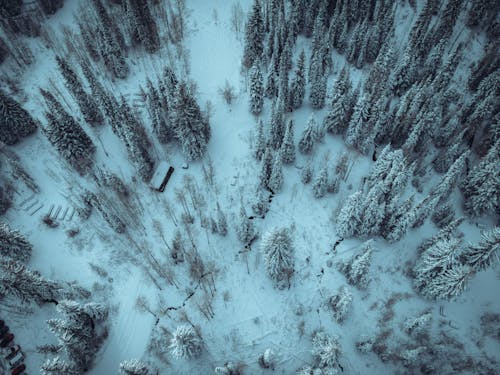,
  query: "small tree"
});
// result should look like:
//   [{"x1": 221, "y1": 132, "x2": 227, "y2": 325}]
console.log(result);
[
  {"x1": 337, "y1": 240, "x2": 373, "y2": 289},
  {"x1": 249, "y1": 65, "x2": 264, "y2": 114},
  {"x1": 311, "y1": 331, "x2": 342, "y2": 372},
  {"x1": 280, "y1": 119, "x2": 296, "y2": 164},
  {"x1": 236, "y1": 206, "x2": 256, "y2": 245},
  {"x1": 268, "y1": 154, "x2": 284, "y2": 193},
  {"x1": 262, "y1": 227, "x2": 295, "y2": 288},
  {"x1": 169, "y1": 325, "x2": 203, "y2": 359},
  {"x1": 312, "y1": 166, "x2": 328, "y2": 198},
  {"x1": 298, "y1": 115, "x2": 316, "y2": 154},
  {"x1": 119, "y1": 359, "x2": 149, "y2": 375}
]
